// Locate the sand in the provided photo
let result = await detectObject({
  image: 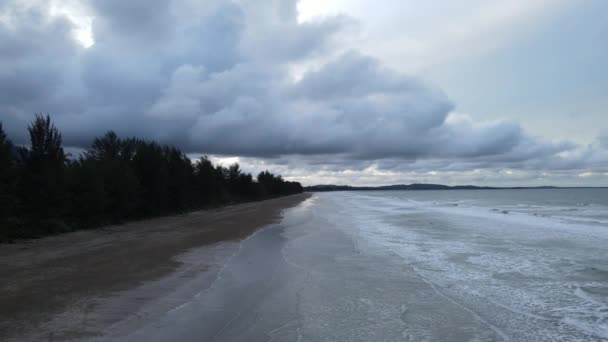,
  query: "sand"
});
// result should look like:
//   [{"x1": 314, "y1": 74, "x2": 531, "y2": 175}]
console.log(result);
[{"x1": 0, "y1": 193, "x2": 310, "y2": 340}]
